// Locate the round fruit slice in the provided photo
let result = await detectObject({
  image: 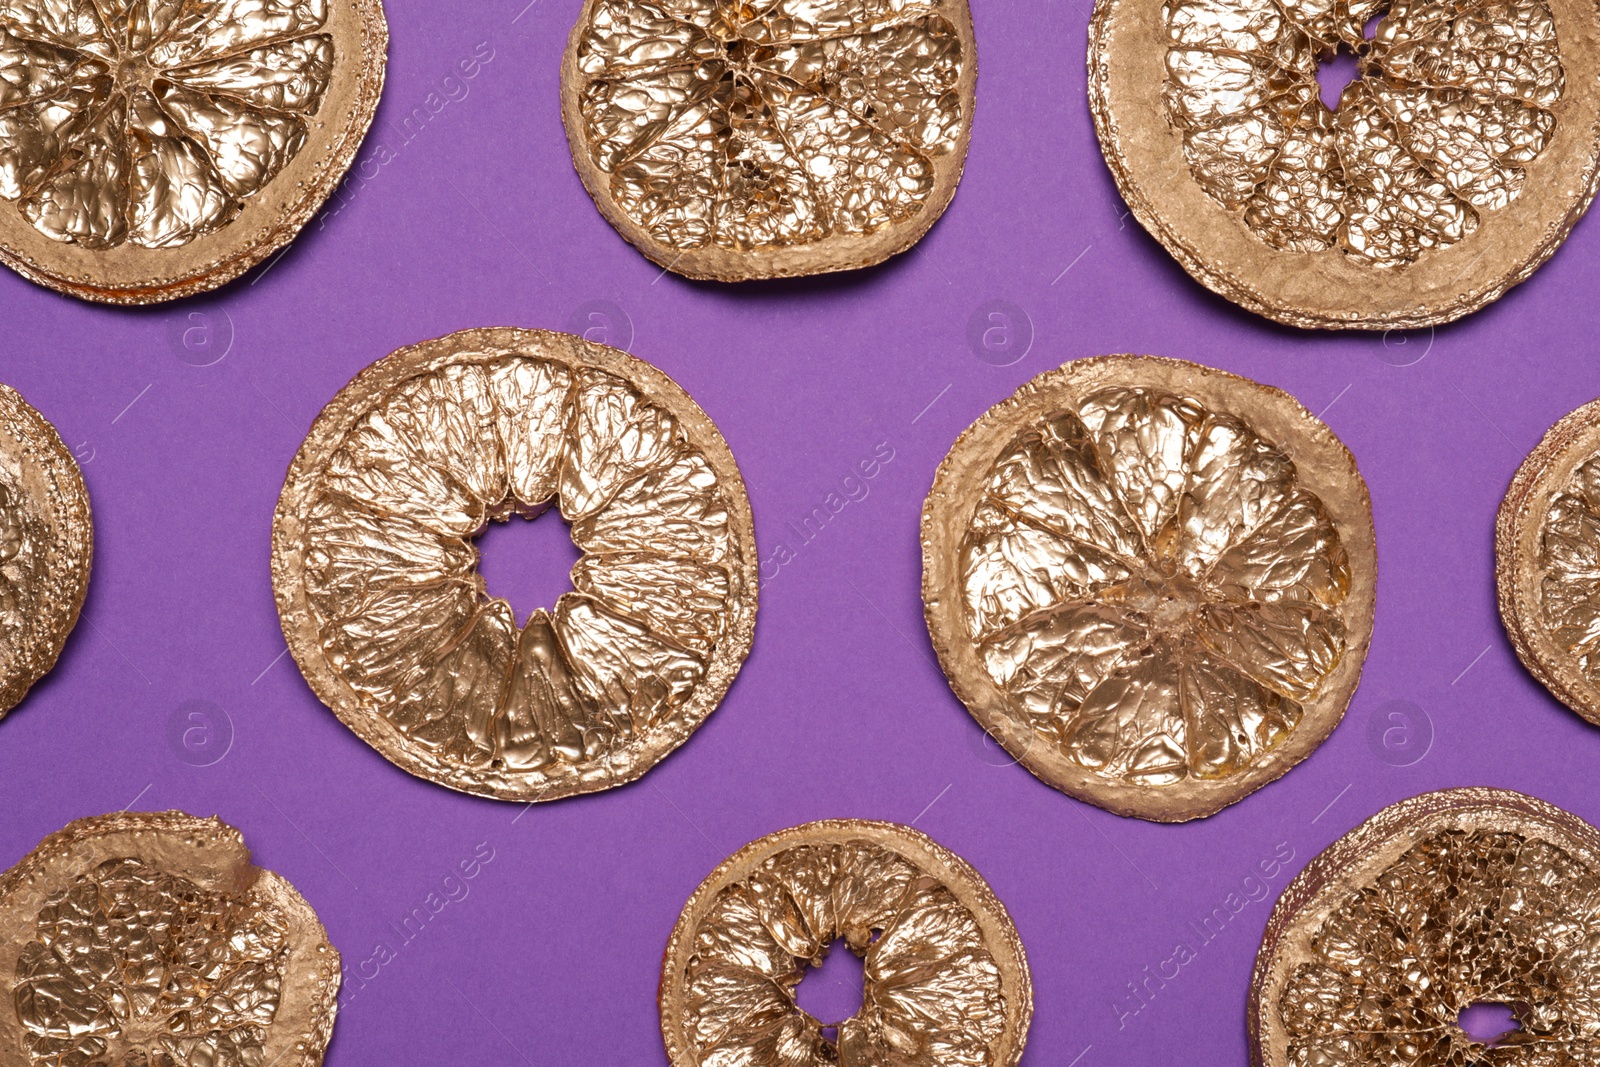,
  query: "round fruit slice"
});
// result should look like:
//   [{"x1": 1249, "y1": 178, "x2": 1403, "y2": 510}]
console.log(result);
[
  {"x1": 1251, "y1": 788, "x2": 1600, "y2": 1066},
  {"x1": 0, "y1": 383, "x2": 90, "y2": 720},
  {"x1": 1090, "y1": 0, "x2": 1600, "y2": 327},
  {"x1": 0, "y1": 0, "x2": 387, "y2": 303},
  {"x1": 560, "y1": 0, "x2": 977, "y2": 281},
  {"x1": 1497, "y1": 397, "x2": 1600, "y2": 723},
  {"x1": 922, "y1": 356, "x2": 1376, "y2": 822},
  {"x1": 0, "y1": 810, "x2": 339, "y2": 1067},
  {"x1": 660, "y1": 819, "x2": 1031, "y2": 1067},
  {"x1": 272, "y1": 327, "x2": 757, "y2": 802}
]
